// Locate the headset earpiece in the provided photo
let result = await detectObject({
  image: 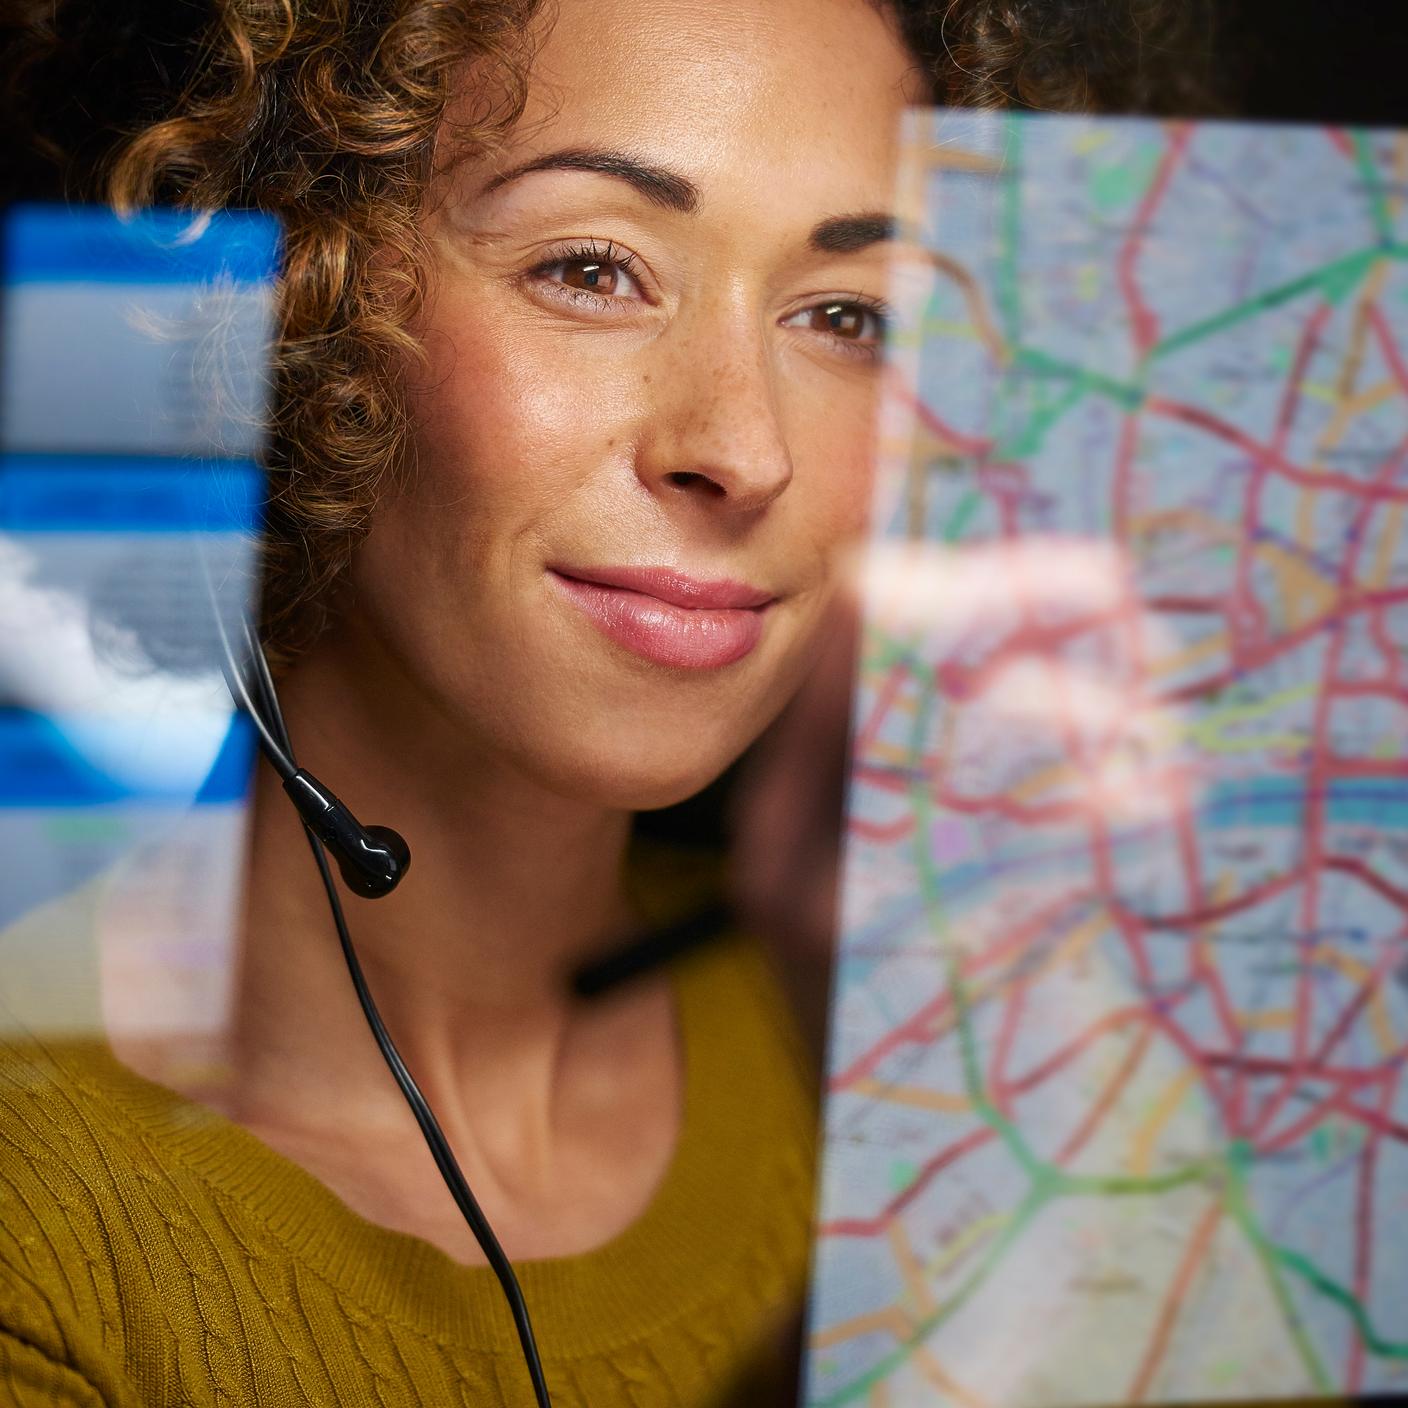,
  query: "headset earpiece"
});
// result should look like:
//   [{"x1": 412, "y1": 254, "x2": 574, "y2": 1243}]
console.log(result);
[{"x1": 282, "y1": 769, "x2": 411, "y2": 898}]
